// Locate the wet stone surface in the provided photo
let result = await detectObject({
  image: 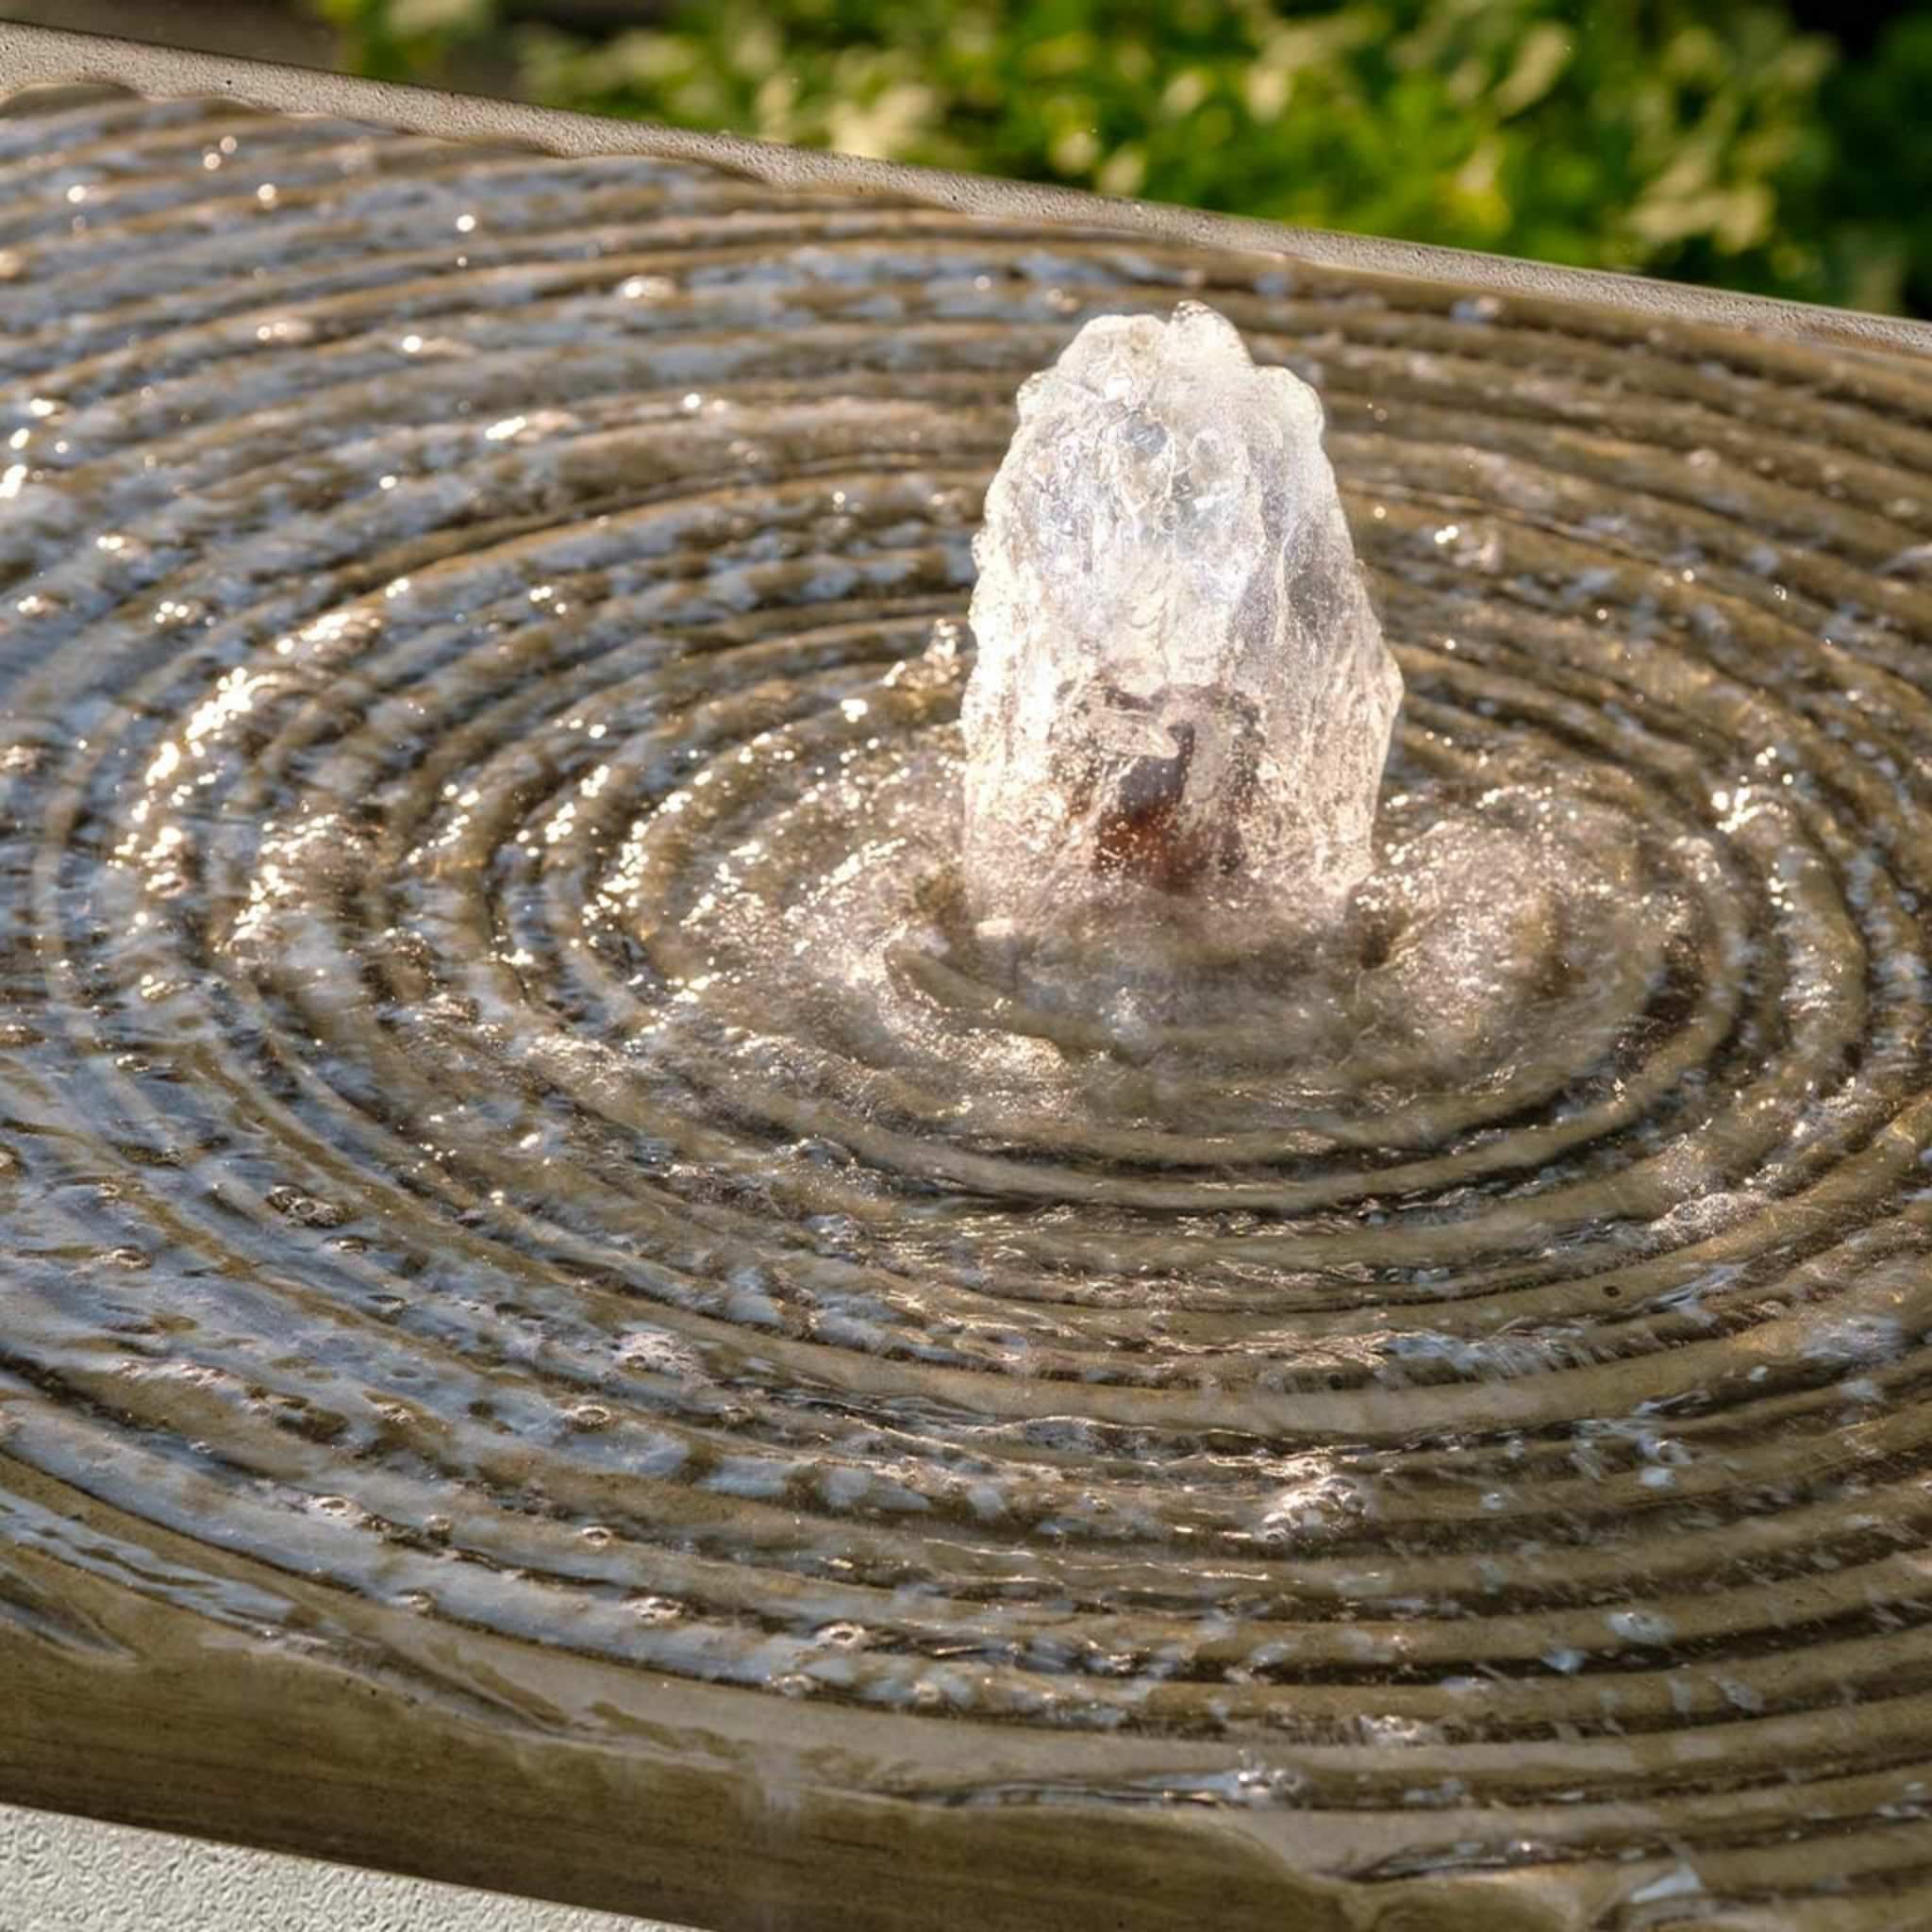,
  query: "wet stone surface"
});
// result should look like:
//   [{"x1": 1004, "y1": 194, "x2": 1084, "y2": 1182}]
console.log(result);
[{"x1": 2, "y1": 85, "x2": 1932, "y2": 1932}]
